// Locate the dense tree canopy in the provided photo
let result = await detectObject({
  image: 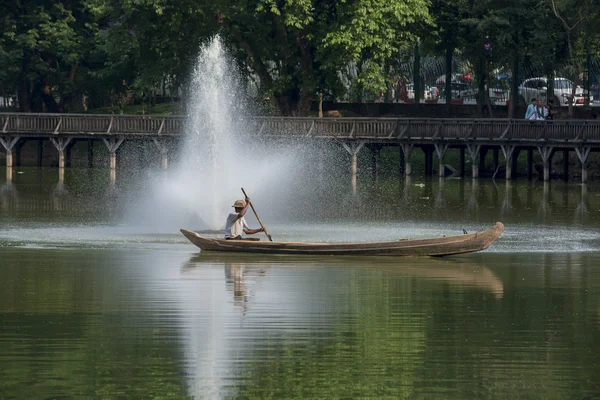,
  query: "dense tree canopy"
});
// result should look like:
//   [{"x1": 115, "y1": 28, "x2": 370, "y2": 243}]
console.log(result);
[{"x1": 1, "y1": 0, "x2": 600, "y2": 115}]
